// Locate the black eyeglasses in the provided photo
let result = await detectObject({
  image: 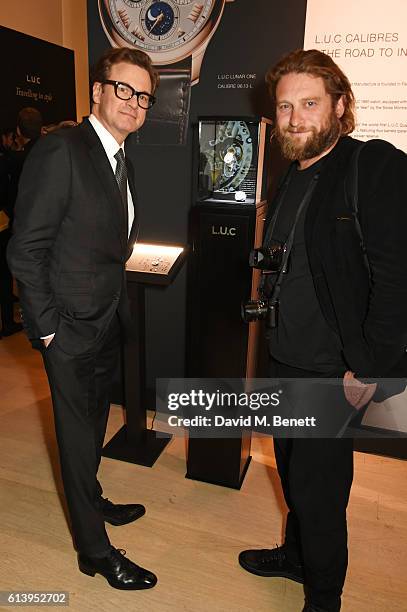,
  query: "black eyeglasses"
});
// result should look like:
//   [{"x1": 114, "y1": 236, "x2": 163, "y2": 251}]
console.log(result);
[{"x1": 101, "y1": 80, "x2": 156, "y2": 110}]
